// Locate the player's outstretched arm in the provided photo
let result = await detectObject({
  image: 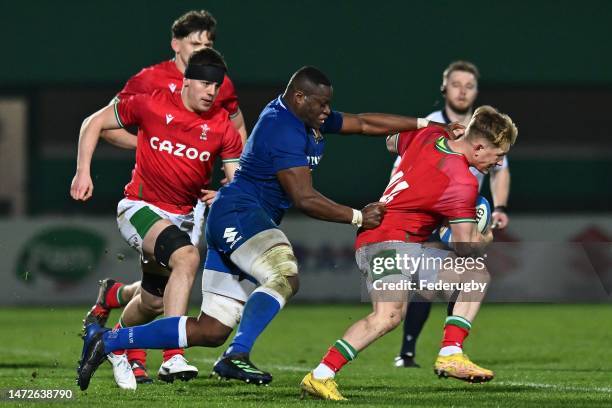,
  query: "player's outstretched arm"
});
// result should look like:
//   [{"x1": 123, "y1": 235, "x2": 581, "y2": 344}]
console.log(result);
[
  {"x1": 70, "y1": 105, "x2": 122, "y2": 201},
  {"x1": 339, "y1": 113, "x2": 419, "y2": 135},
  {"x1": 277, "y1": 166, "x2": 385, "y2": 229},
  {"x1": 340, "y1": 113, "x2": 465, "y2": 137},
  {"x1": 449, "y1": 222, "x2": 494, "y2": 257}
]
